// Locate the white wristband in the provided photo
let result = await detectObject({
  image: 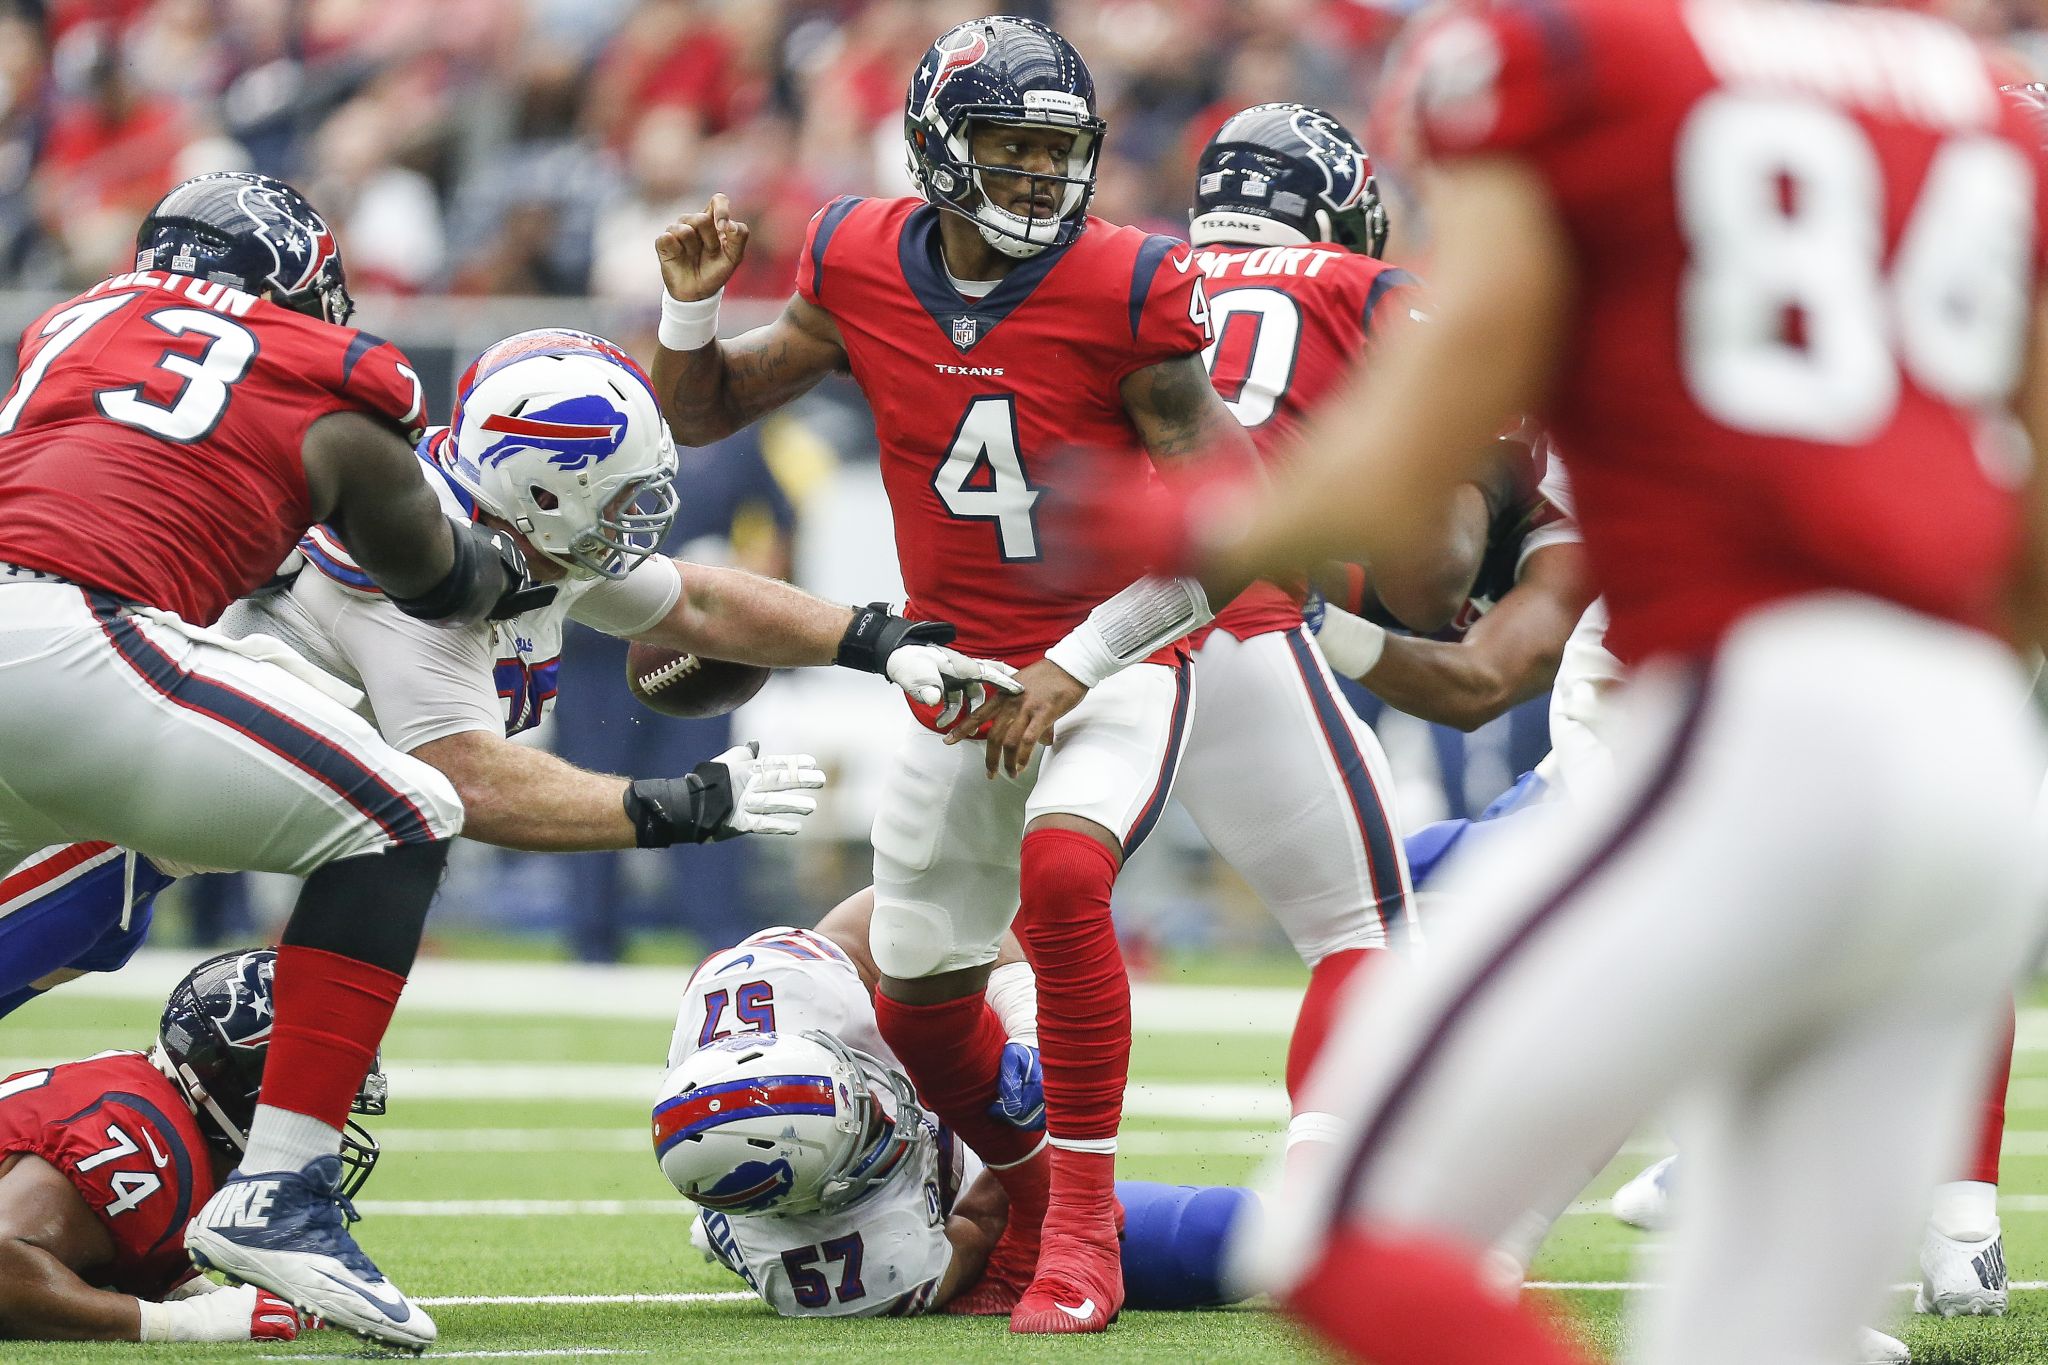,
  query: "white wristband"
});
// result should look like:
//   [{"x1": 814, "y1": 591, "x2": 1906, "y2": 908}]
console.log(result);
[
  {"x1": 1043, "y1": 621, "x2": 1118, "y2": 689},
  {"x1": 985, "y1": 960, "x2": 1039, "y2": 1046},
  {"x1": 136, "y1": 1298, "x2": 171, "y2": 1342},
  {"x1": 1314, "y1": 606, "x2": 1388, "y2": 679},
  {"x1": 658, "y1": 288, "x2": 723, "y2": 352}
]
